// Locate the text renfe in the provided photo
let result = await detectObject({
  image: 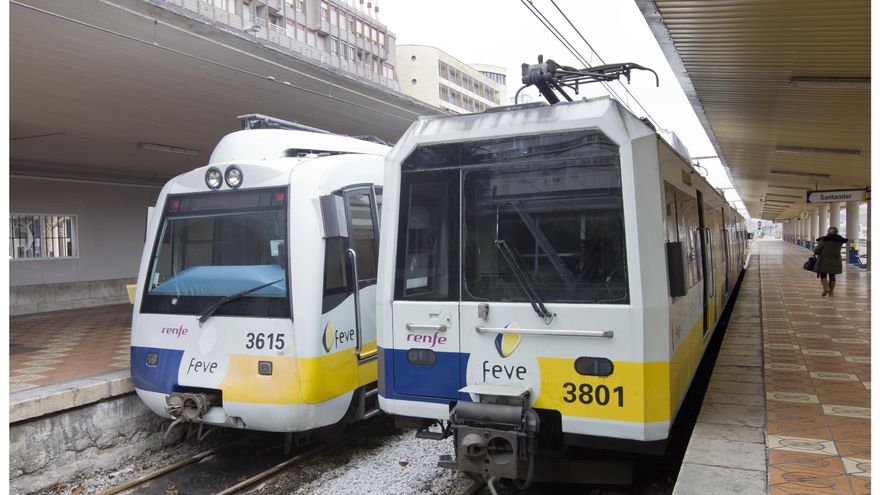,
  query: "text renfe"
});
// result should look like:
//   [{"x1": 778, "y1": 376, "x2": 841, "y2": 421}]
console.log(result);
[
  {"x1": 406, "y1": 332, "x2": 447, "y2": 347},
  {"x1": 162, "y1": 325, "x2": 188, "y2": 338}
]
